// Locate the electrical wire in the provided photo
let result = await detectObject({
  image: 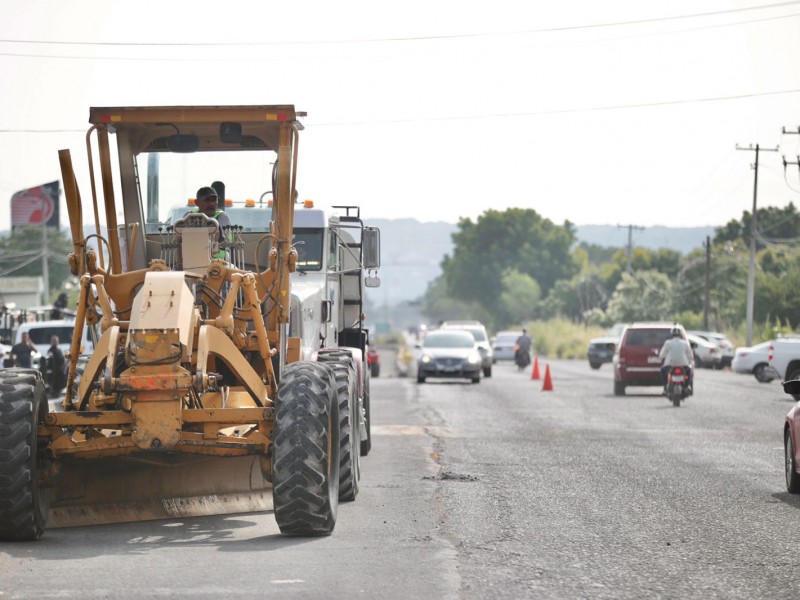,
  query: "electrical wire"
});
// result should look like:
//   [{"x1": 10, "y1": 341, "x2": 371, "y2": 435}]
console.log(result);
[{"x1": 1, "y1": 1, "x2": 799, "y2": 47}]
